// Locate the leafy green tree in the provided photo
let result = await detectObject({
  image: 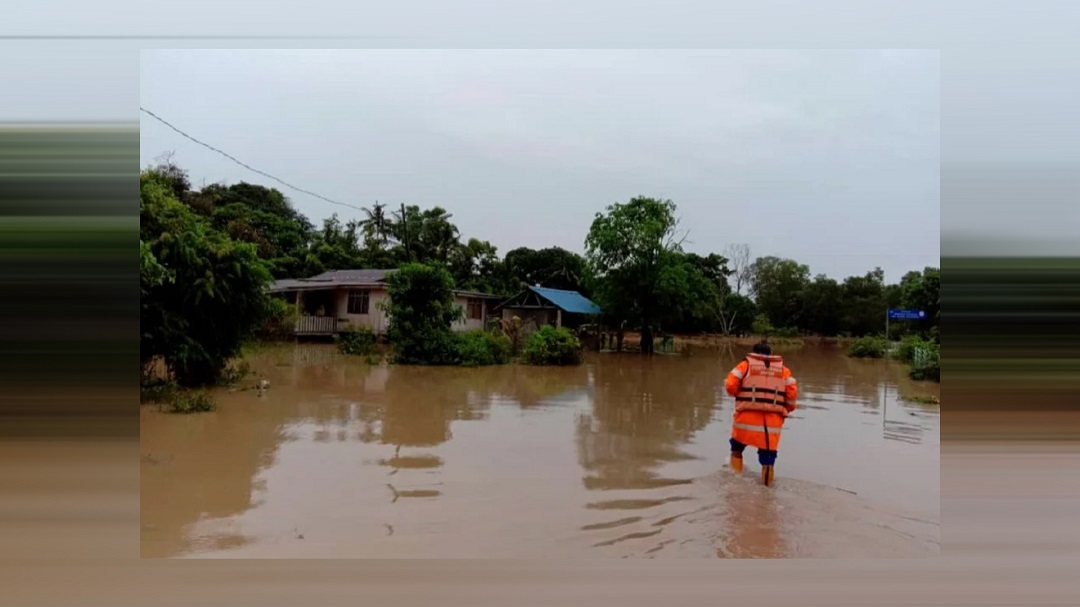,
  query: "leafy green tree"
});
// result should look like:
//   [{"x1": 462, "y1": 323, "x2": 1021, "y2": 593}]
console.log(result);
[
  {"x1": 801, "y1": 274, "x2": 843, "y2": 336},
  {"x1": 839, "y1": 267, "x2": 886, "y2": 336},
  {"x1": 140, "y1": 239, "x2": 169, "y2": 292},
  {"x1": 383, "y1": 262, "x2": 464, "y2": 365},
  {"x1": 749, "y1": 256, "x2": 811, "y2": 330},
  {"x1": 145, "y1": 153, "x2": 192, "y2": 203},
  {"x1": 684, "y1": 252, "x2": 733, "y2": 295},
  {"x1": 140, "y1": 170, "x2": 274, "y2": 386},
  {"x1": 717, "y1": 292, "x2": 756, "y2": 335},
  {"x1": 390, "y1": 205, "x2": 460, "y2": 263},
  {"x1": 751, "y1": 314, "x2": 775, "y2": 336},
  {"x1": 303, "y1": 213, "x2": 365, "y2": 274},
  {"x1": 174, "y1": 176, "x2": 316, "y2": 278},
  {"x1": 661, "y1": 252, "x2": 734, "y2": 333},
  {"x1": 585, "y1": 196, "x2": 696, "y2": 354},
  {"x1": 900, "y1": 266, "x2": 940, "y2": 336},
  {"x1": 658, "y1": 252, "x2": 724, "y2": 333},
  {"x1": 503, "y1": 246, "x2": 589, "y2": 295},
  {"x1": 449, "y1": 238, "x2": 505, "y2": 294}
]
